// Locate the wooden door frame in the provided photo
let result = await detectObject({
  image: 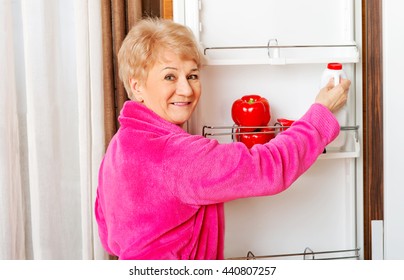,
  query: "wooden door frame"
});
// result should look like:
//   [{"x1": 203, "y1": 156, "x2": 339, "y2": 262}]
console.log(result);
[{"x1": 362, "y1": 0, "x2": 384, "y2": 260}]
